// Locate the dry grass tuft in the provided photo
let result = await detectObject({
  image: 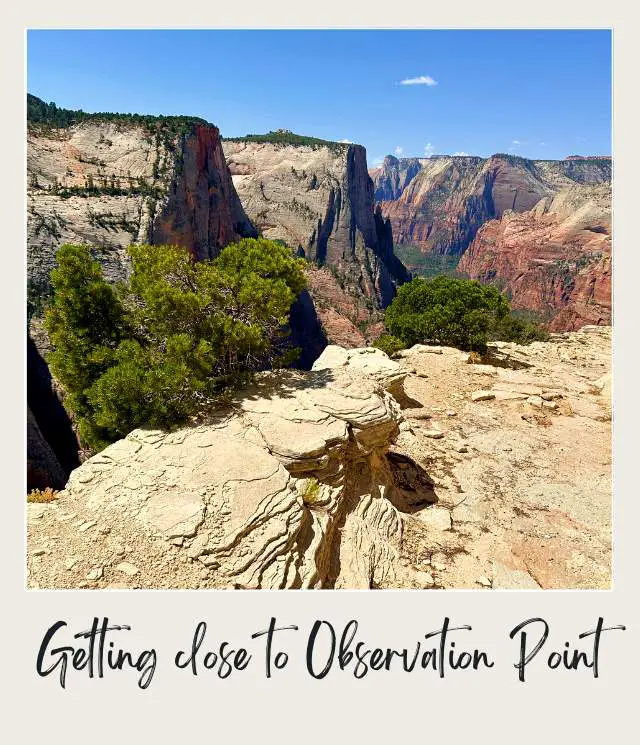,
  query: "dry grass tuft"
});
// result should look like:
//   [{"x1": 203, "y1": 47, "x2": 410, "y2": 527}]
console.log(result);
[{"x1": 27, "y1": 487, "x2": 59, "y2": 503}]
